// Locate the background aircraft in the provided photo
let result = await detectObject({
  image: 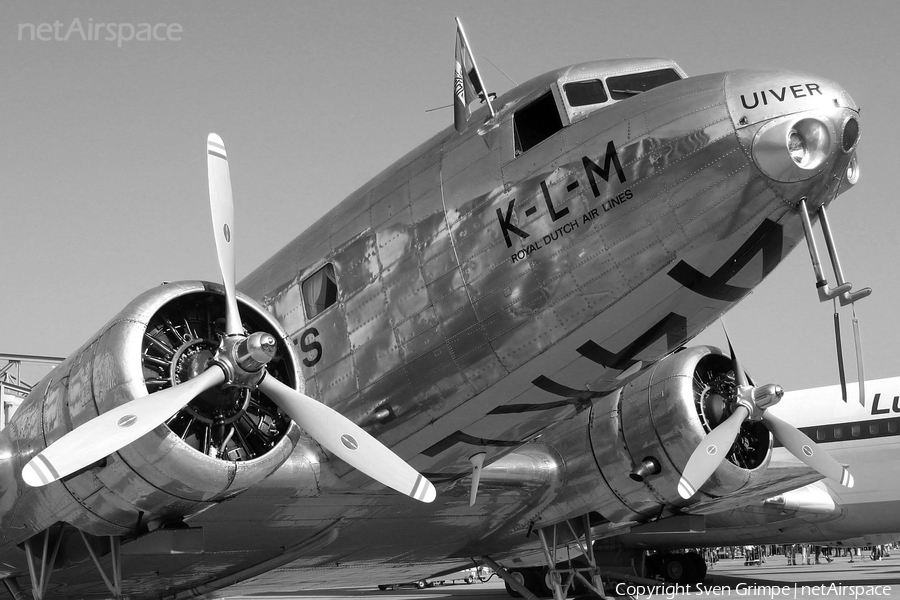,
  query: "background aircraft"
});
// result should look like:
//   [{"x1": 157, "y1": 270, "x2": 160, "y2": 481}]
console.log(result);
[{"x1": 0, "y1": 3, "x2": 896, "y2": 600}]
